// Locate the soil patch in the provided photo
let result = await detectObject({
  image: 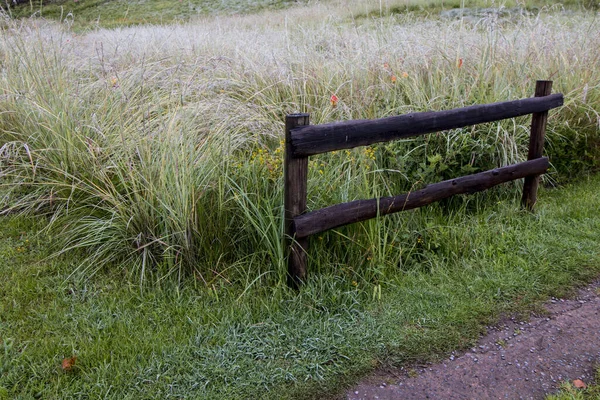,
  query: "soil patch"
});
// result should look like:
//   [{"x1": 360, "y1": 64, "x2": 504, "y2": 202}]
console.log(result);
[{"x1": 347, "y1": 281, "x2": 600, "y2": 399}]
